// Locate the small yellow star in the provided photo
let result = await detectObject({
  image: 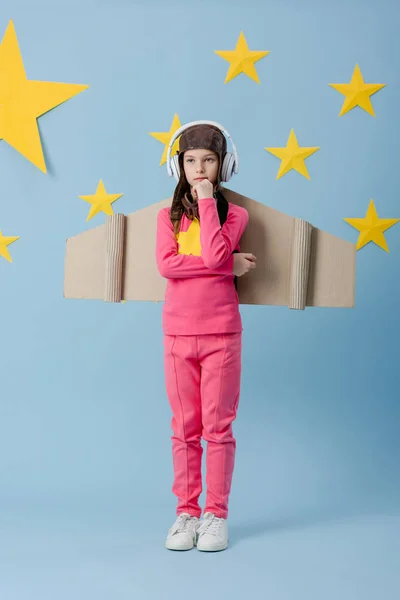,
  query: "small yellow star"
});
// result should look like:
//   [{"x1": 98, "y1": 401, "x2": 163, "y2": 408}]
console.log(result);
[
  {"x1": 0, "y1": 19, "x2": 88, "y2": 172},
  {"x1": 79, "y1": 179, "x2": 123, "y2": 222},
  {"x1": 177, "y1": 219, "x2": 202, "y2": 256},
  {"x1": 214, "y1": 31, "x2": 269, "y2": 84},
  {"x1": 0, "y1": 229, "x2": 19, "y2": 262},
  {"x1": 265, "y1": 129, "x2": 320, "y2": 180},
  {"x1": 344, "y1": 199, "x2": 399, "y2": 252},
  {"x1": 149, "y1": 113, "x2": 182, "y2": 166},
  {"x1": 329, "y1": 64, "x2": 385, "y2": 117}
]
